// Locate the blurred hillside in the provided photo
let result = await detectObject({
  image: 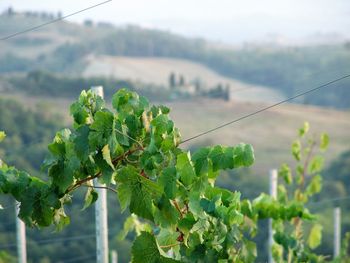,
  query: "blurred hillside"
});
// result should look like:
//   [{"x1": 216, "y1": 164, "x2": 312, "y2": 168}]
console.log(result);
[
  {"x1": 0, "y1": 11, "x2": 349, "y2": 108},
  {"x1": 0, "y1": 9, "x2": 350, "y2": 262}
]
